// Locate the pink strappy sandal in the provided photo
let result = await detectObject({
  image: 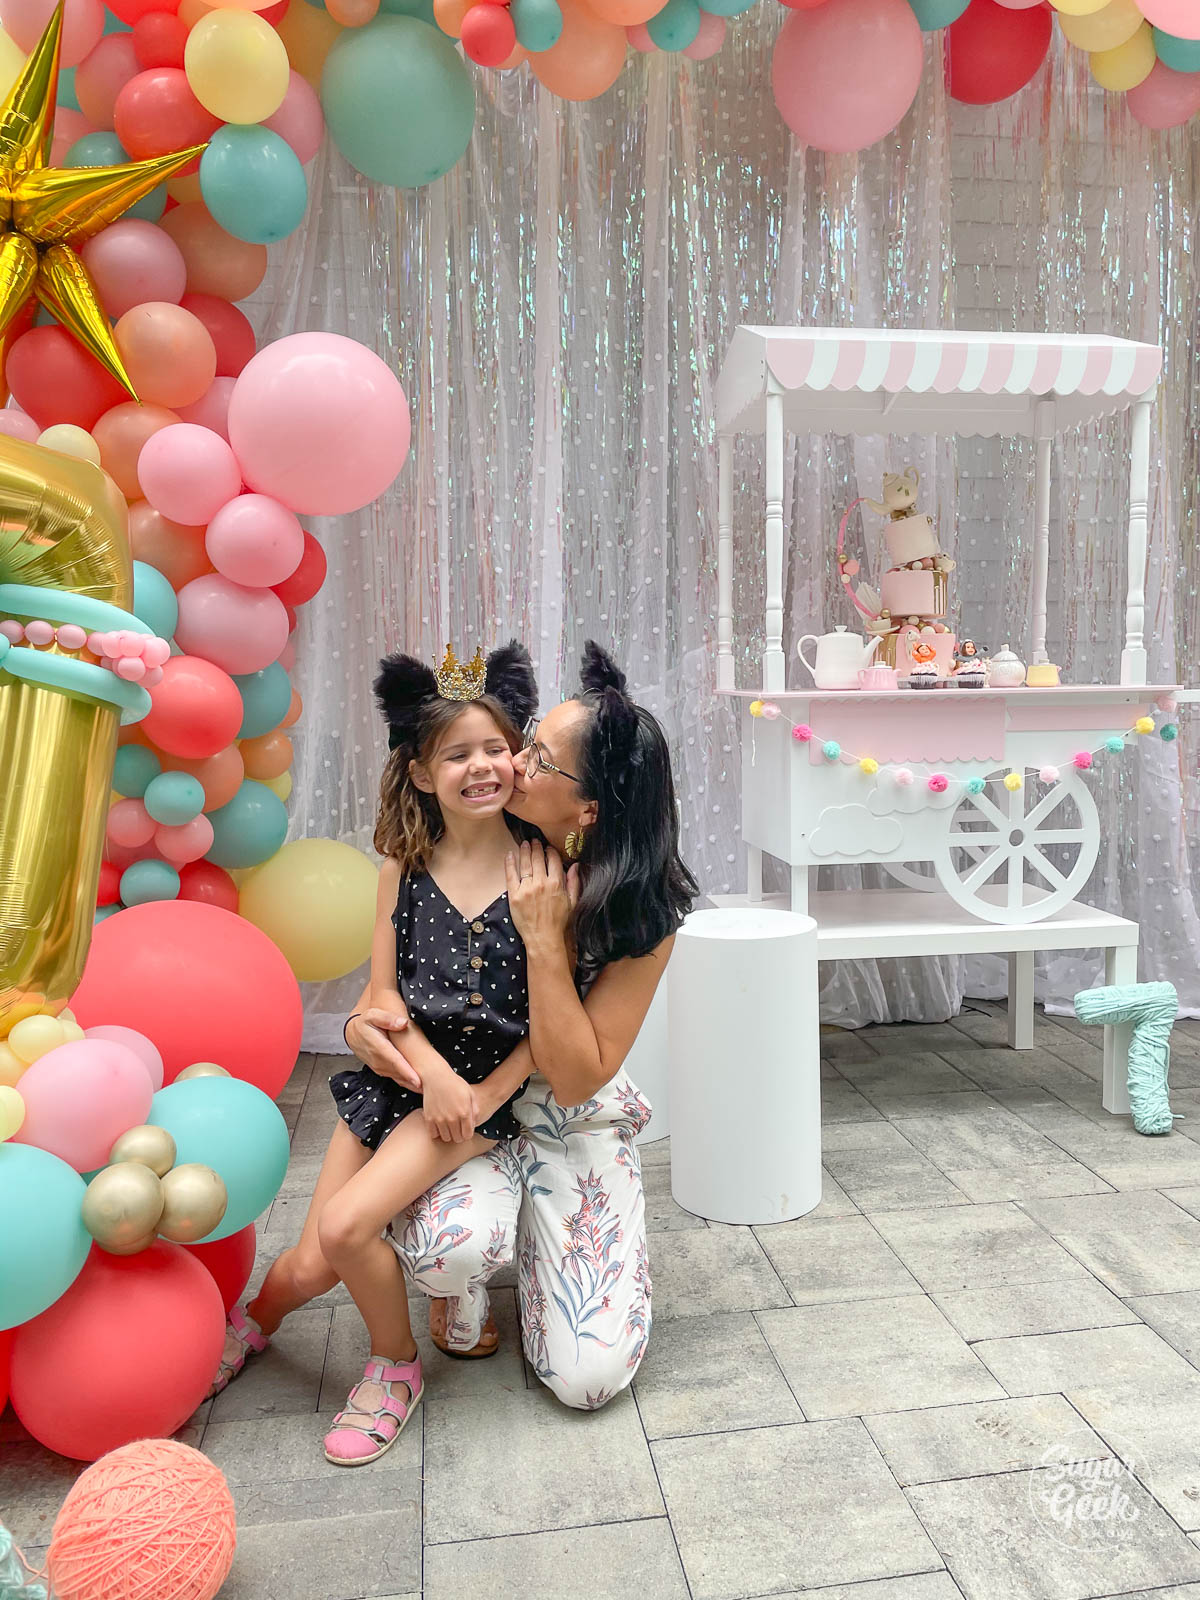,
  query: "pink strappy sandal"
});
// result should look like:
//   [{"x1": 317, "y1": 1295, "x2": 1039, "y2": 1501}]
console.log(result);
[
  {"x1": 207, "y1": 1304, "x2": 270, "y2": 1398},
  {"x1": 324, "y1": 1352, "x2": 424, "y2": 1467}
]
